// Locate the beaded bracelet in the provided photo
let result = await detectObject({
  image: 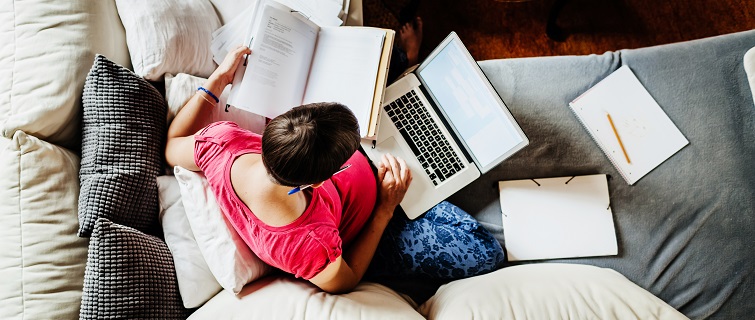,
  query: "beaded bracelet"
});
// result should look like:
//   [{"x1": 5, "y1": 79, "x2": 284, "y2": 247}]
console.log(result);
[{"x1": 197, "y1": 86, "x2": 219, "y2": 103}]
